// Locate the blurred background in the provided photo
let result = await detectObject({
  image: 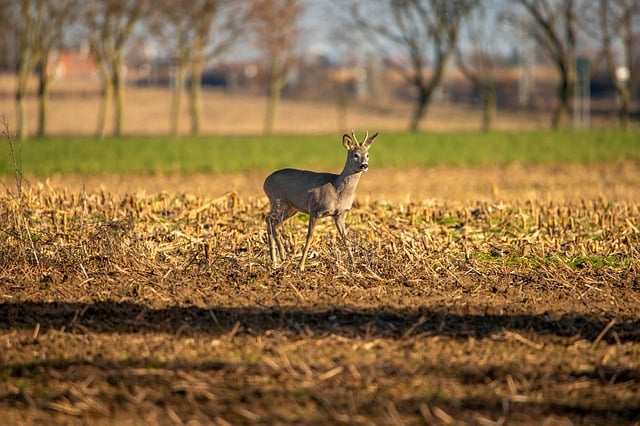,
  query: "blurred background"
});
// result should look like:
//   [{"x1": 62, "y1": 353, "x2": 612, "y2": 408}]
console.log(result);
[{"x1": 0, "y1": 0, "x2": 638, "y2": 140}]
